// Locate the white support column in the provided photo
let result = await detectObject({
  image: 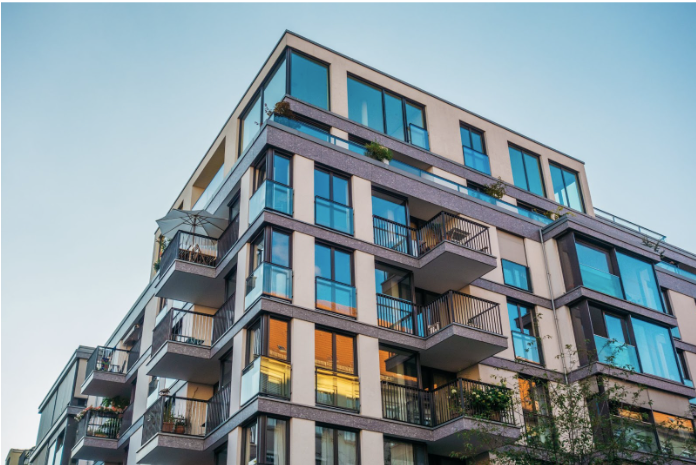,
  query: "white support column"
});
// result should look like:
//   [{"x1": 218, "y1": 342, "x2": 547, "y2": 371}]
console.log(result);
[
  {"x1": 226, "y1": 427, "x2": 241, "y2": 465},
  {"x1": 230, "y1": 331, "x2": 245, "y2": 413}
]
